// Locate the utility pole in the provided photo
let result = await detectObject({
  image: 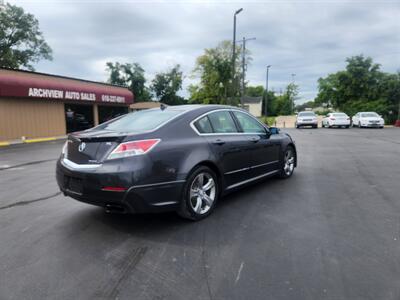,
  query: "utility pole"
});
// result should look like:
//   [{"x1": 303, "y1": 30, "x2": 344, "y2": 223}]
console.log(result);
[
  {"x1": 232, "y1": 8, "x2": 243, "y2": 104},
  {"x1": 291, "y1": 73, "x2": 296, "y2": 114},
  {"x1": 238, "y1": 37, "x2": 256, "y2": 106},
  {"x1": 265, "y1": 65, "x2": 271, "y2": 116}
]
